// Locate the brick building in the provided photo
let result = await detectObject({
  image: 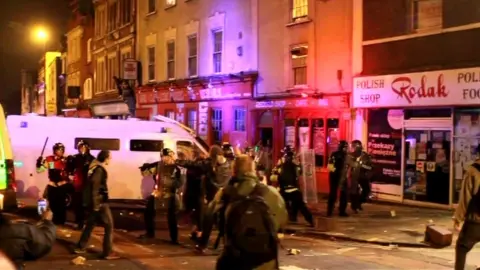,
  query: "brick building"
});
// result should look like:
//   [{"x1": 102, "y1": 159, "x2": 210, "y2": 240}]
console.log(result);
[
  {"x1": 135, "y1": 0, "x2": 258, "y2": 145},
  {"x1": 90, "y1": 0, "x2": 136, "y2": 119},
  {"x1": 352, "y1": 0, "x2": 480, "y2": 207},
  {"x1": 256, "y1": 0, "x2": 353, "y2": 193},
  {"x1": 64, "y1": 0, "x2": 95, "y2": 118}
]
